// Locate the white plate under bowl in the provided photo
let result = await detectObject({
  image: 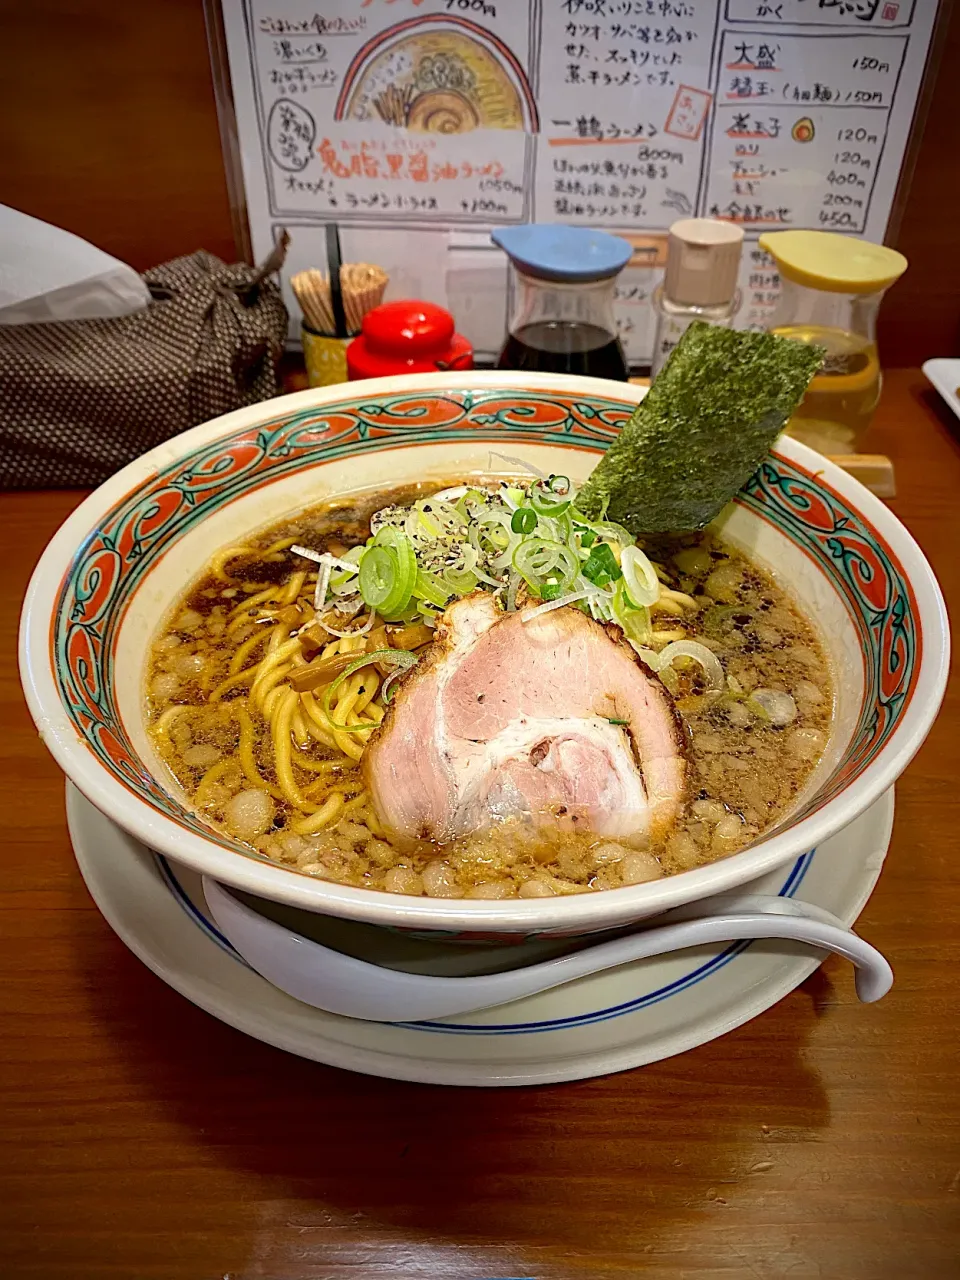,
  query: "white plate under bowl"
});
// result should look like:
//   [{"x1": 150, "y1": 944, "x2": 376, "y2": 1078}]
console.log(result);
[
  {"x1": 922, "y1": 359, "x2": 960, "y2": 420},
  {"x1": 67, "y1": 782, "x2": 894, "y2": 1086}
]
